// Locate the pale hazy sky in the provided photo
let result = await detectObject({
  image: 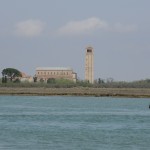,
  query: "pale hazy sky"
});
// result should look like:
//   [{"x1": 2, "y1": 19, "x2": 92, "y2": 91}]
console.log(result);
[{"x1": 0, "y1": 0, "x2": 150, "y2": 81}]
